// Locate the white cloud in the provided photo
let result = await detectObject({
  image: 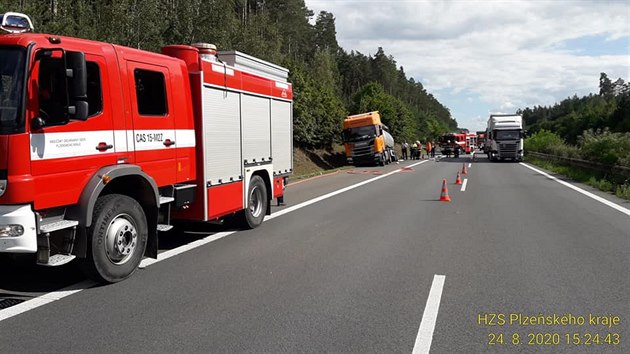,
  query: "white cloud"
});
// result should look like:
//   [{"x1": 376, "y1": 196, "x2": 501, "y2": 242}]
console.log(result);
[{"x1": 306, "y1": 0, "x2": 630, "y2": 118}]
